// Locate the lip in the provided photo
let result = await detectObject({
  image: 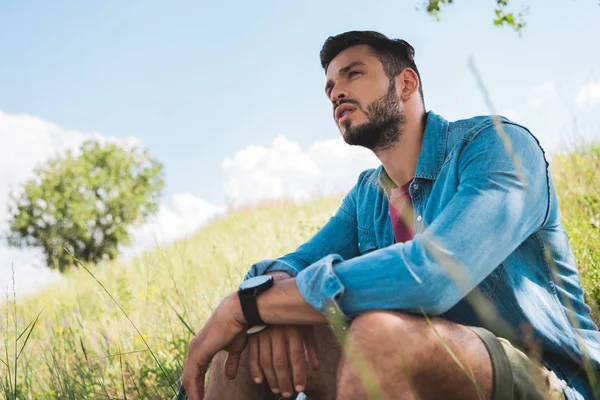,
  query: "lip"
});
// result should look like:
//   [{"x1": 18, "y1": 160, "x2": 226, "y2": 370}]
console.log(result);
[
  {"x1": 335, "y1": 103, "x2": 356, "y2": 123},
  {"x1": 338, "y1": 109, "x2": 354, "y2": 124}
]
